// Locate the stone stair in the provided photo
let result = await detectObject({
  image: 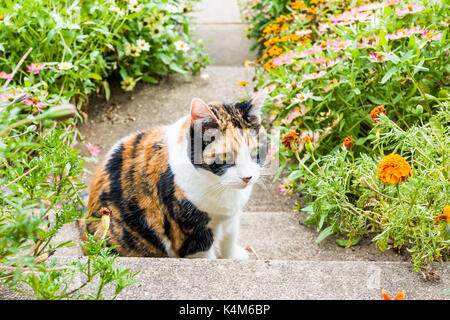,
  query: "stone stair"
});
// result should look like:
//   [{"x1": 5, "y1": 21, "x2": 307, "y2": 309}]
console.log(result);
[{"x1": 2, "y1": 0, "x2": 448, "y2": 300}]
